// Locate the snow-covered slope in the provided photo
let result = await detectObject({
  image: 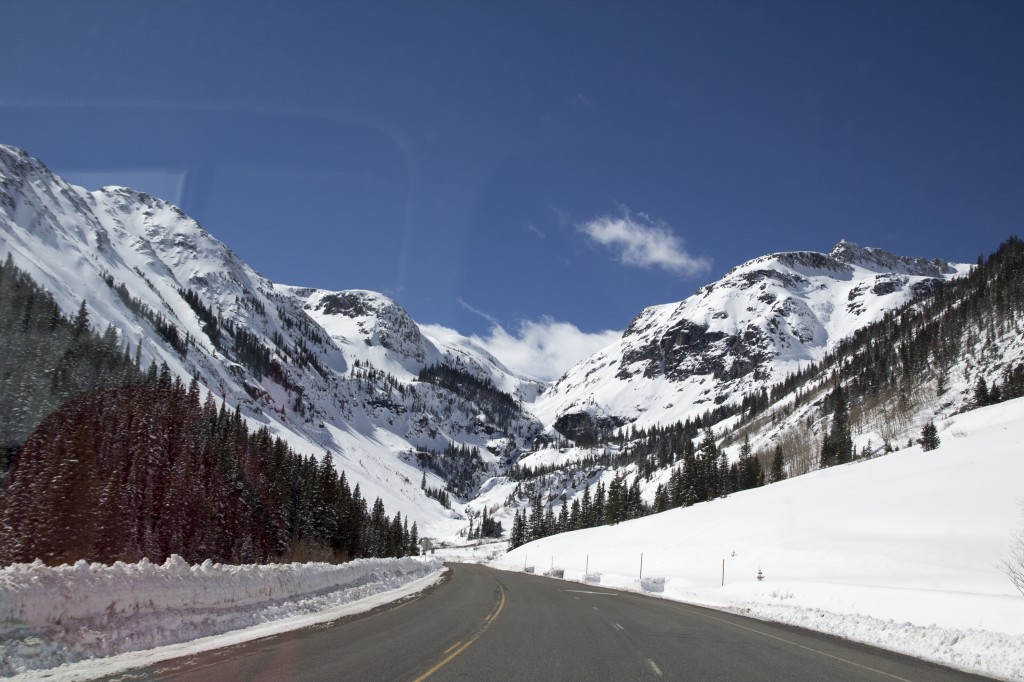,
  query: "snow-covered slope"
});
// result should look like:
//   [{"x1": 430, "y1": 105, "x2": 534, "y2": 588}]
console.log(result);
[
  {"x1": 493, "y1": 398, "x2": 1024, "y2": 681},
  {"x1": 279, "y1": 286, "x2": 544, "y2": 403},
  {"x1": 535, "y1": 242, "x2": 971, "y2": 433},
  {"x1": 0, "y1": 143, "x2": 1003, "y2": 546},
  {"x1": 277, "y1": 285, "x2": 545, "y2": 493},
  {"x1": 0, "y1": 144, "x2": 537, "y2": 537}
]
